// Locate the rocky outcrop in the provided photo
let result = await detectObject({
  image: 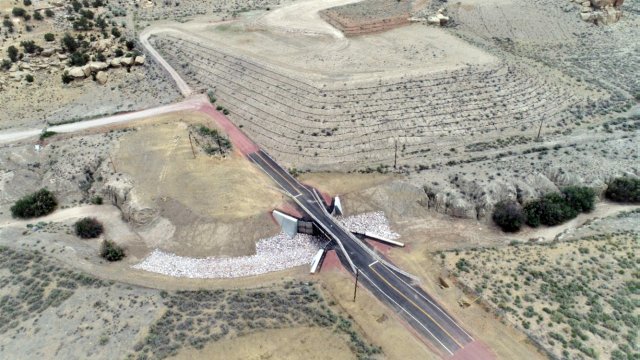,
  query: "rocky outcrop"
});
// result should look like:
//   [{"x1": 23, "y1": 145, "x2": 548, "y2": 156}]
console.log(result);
[{"x1": 576, "y1": 0, "x2": 624, "y2": 24}]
